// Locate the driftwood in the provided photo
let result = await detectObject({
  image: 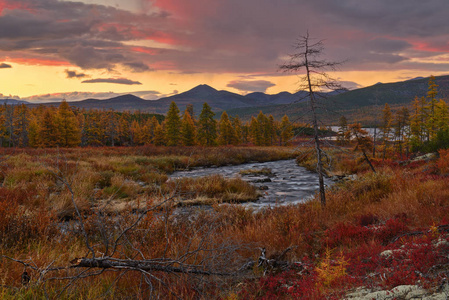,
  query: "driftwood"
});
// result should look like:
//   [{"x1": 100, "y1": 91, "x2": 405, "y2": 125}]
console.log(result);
[
  {"x1": 70, "y1": 257, "x2": 236, "y2": 276},
  {"x1": 390, "y1": 224, "x2": 449, "y2": 243}
]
